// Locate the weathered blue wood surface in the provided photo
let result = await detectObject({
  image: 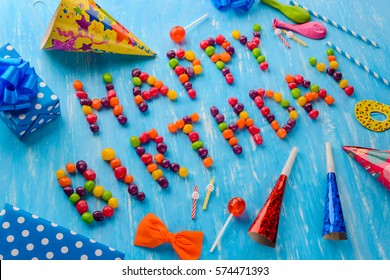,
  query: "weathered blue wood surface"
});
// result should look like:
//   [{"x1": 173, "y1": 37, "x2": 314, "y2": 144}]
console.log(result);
[{"x1": 0, "y1": 0, "x2": 389, "y2": 260}]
